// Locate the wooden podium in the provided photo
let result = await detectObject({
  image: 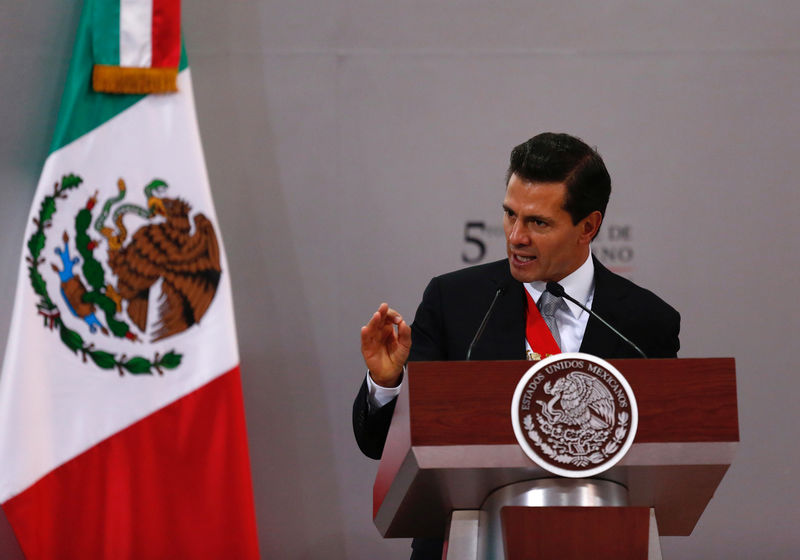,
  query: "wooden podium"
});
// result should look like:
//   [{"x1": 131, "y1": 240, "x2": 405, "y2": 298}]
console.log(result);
[{"x1": 373, "y1": 358, "x2": 738, "y2": 559}]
